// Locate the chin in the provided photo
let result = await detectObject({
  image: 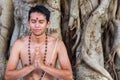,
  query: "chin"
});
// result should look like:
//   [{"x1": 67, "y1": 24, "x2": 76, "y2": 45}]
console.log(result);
[
  {"x1": 32, "y1": 31, "x2": 45, "y2": 36},
  {"x1": 33, "y1": 33, "x2": 43, "y2": 36},
  {"x1": 34, "y1": 34, "x2": 41, "y2": 36}
]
